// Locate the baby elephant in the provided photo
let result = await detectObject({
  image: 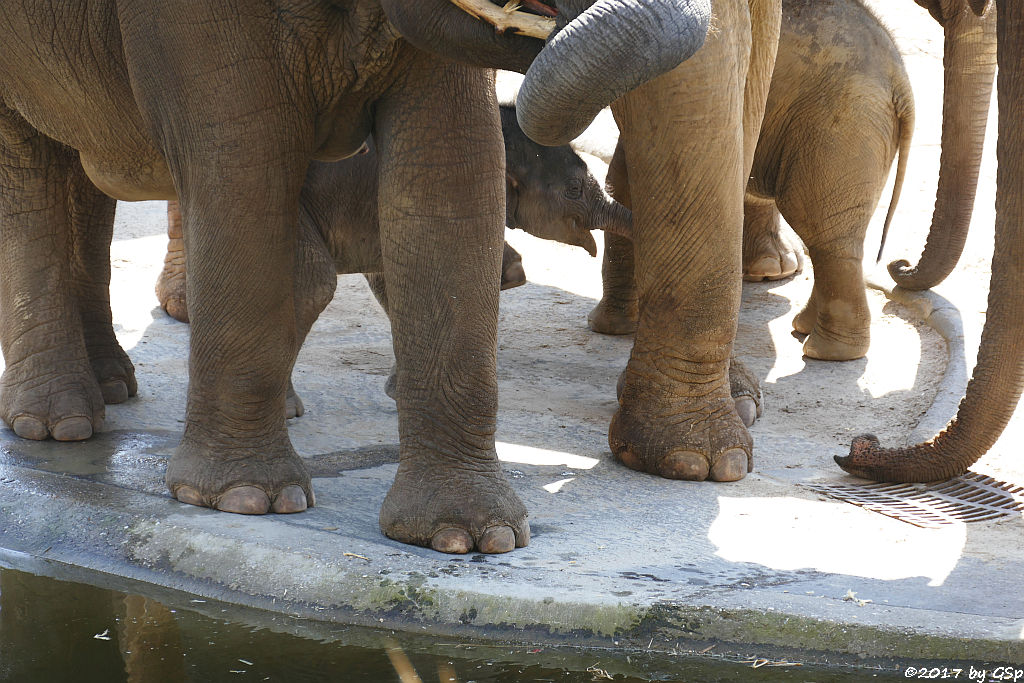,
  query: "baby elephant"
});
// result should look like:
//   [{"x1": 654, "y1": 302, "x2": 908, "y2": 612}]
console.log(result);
[
  {"x1": 154, "y1": 104, "x2": 631, "y2": 412},
  {"x1": 593, "y1": 0, "x2": 914, "y2": 362}
]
